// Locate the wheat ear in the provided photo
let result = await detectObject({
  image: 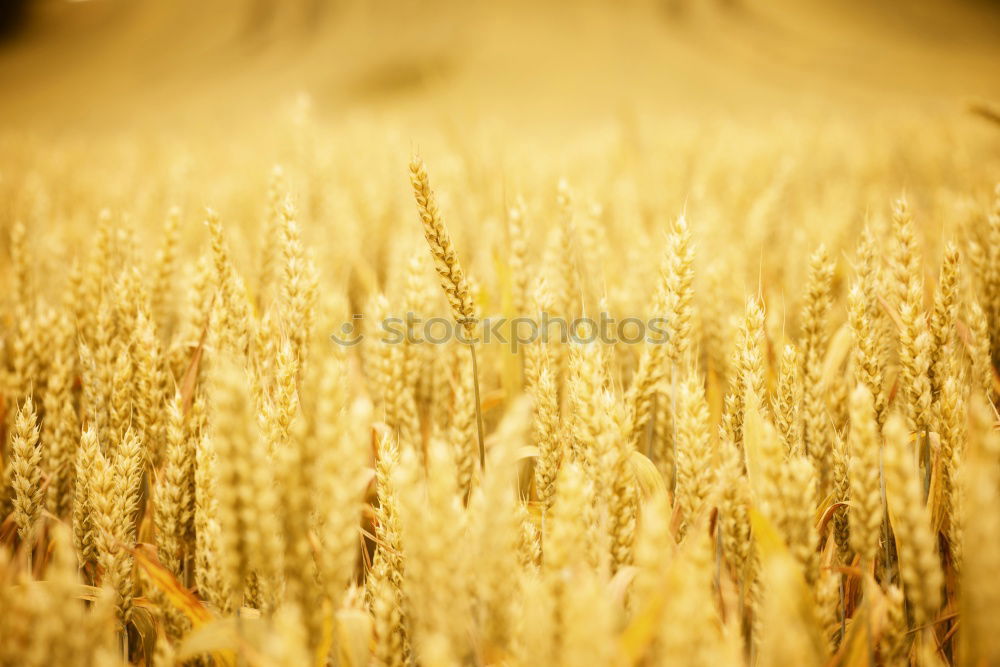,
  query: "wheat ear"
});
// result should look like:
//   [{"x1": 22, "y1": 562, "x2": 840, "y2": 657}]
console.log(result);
[
  {"x1": 409, "y1": 156, "x2": 485, "y2": 469},
  {"x1": 10, "y1": 397, "x2": 43, "y2": 550}
]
